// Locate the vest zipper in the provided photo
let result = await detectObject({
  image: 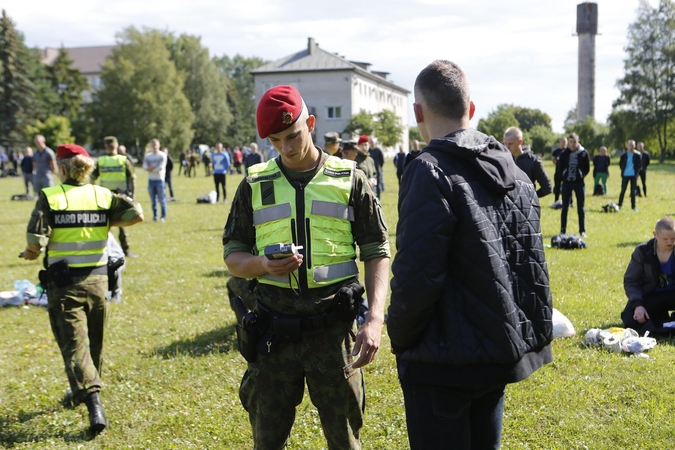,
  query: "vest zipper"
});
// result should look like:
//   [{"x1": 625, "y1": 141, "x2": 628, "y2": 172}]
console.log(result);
[
  {"x1": 295, "y1": 184, "x2": 308, "y2": 293},
  {"x1": 305, "y1": 218, "x2": 312, "y2": 269}
]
